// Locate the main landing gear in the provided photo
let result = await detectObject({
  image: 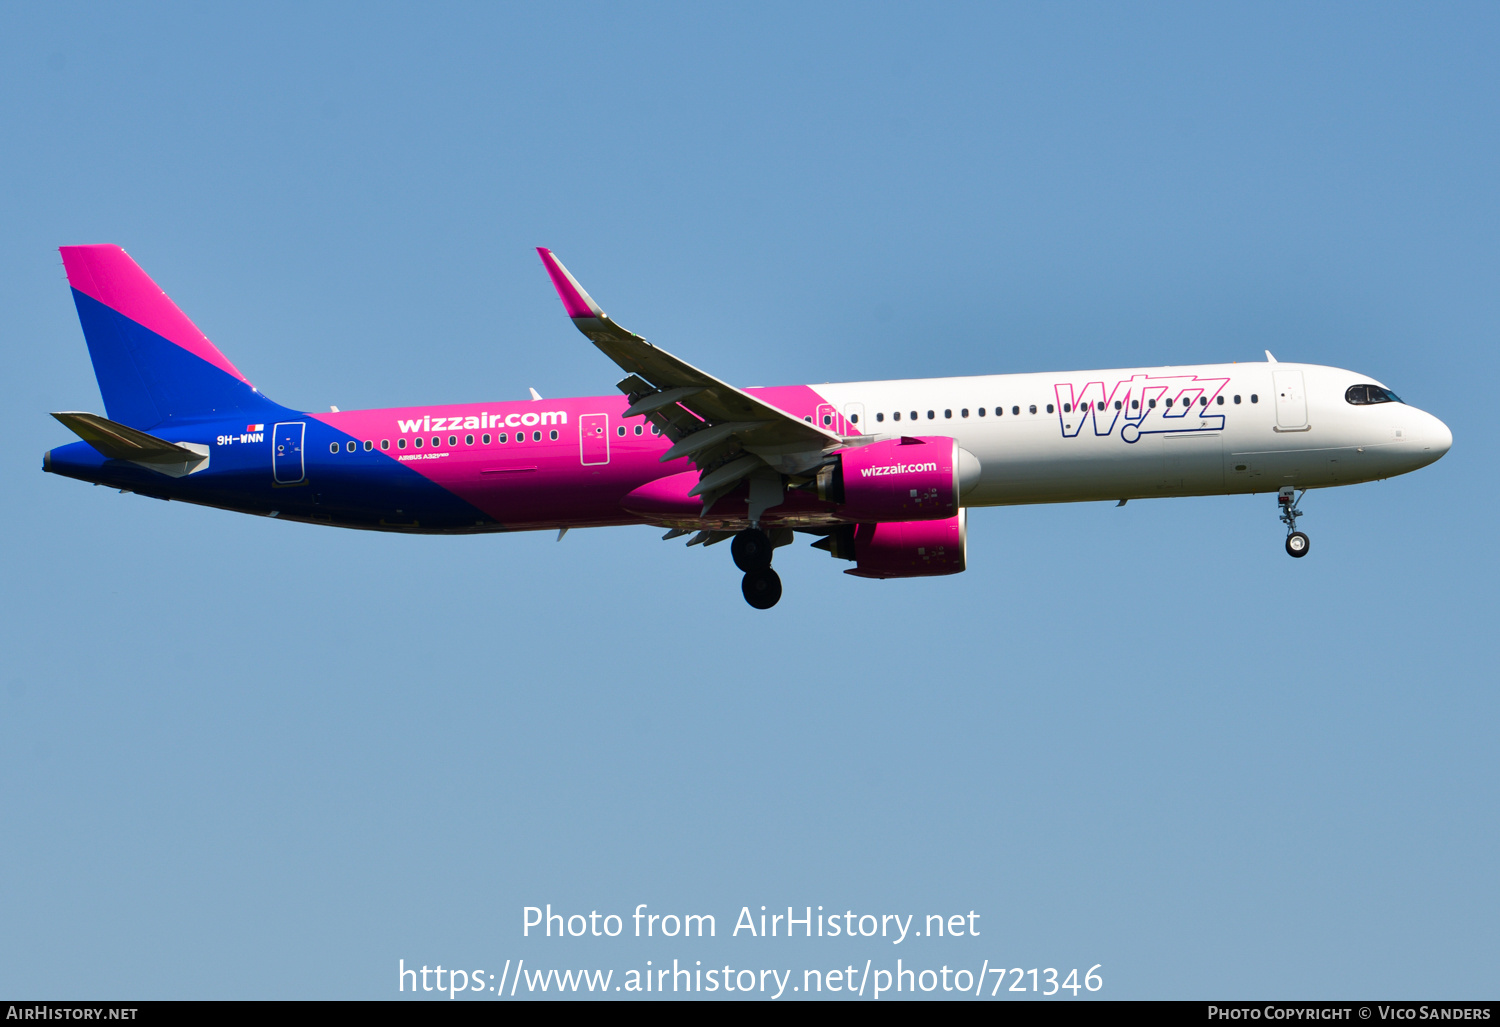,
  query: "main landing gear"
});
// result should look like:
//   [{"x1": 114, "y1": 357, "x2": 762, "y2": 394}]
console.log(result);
[
  {"x1": 733, "y1": 528, "x2": 782, "y2": 609},
  {"x1": 1279, "y1": 487, "x2": 1310, "y2": 558}
]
